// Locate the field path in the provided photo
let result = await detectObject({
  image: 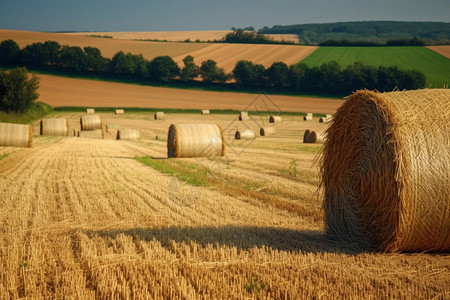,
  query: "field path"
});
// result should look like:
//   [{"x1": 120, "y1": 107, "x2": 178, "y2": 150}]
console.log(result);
[{"x1": 37, "y1": 74, "x2": 342, "y2": 114}]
